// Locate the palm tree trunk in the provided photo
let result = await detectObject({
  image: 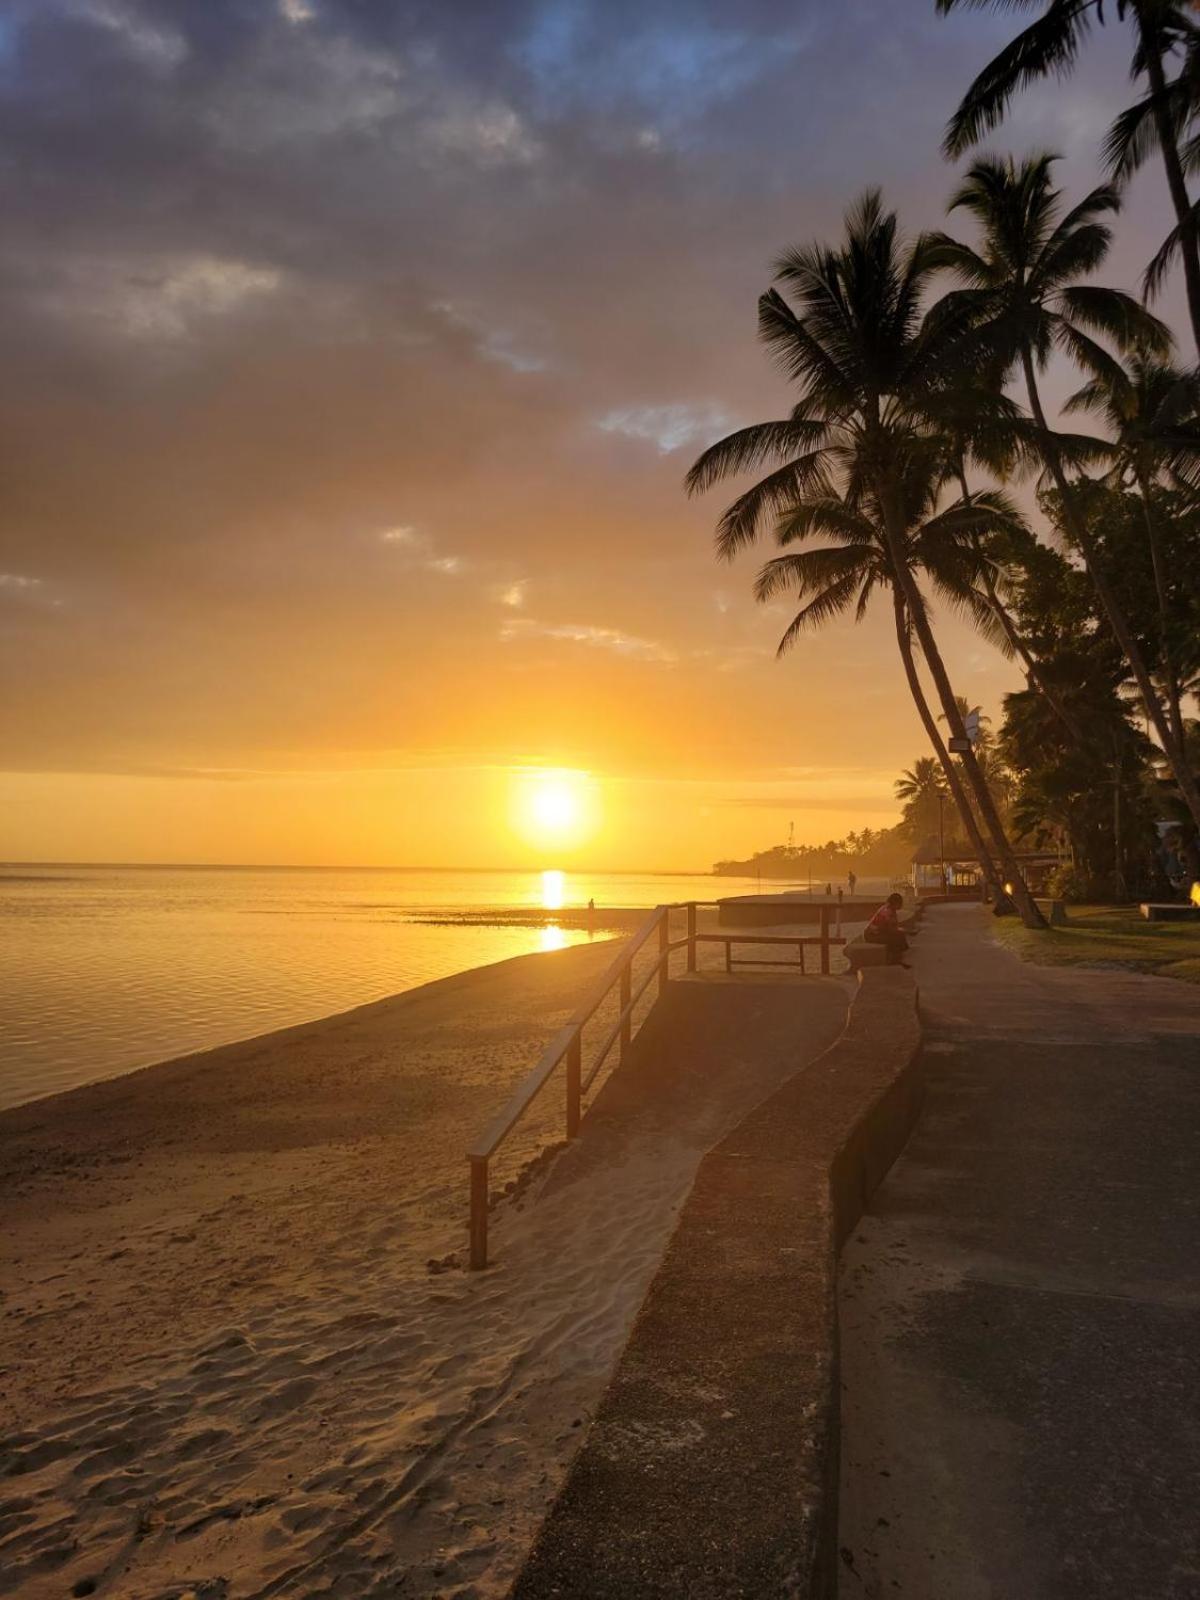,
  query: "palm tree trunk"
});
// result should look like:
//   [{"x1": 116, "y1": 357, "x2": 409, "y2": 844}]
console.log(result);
[
  {"x1": 1112, "y1": 730, "x2": 1126, "y2": 903},
  {"x1": 1143, "y1": 40, "x2": 1200, "y2": 359},
  {"x1": 1020, "y1": 346, "x2": 1200, "y2": 833},
  {"x1": 893, "y1": 590, "x2": 1002, "y2": 900},
  {"x1": 880, "y1": 493, "x2": 1046, "y2": 928},
  {"x1": 1136, "y1": 474, "x2": 1187, "y2": 751}
]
